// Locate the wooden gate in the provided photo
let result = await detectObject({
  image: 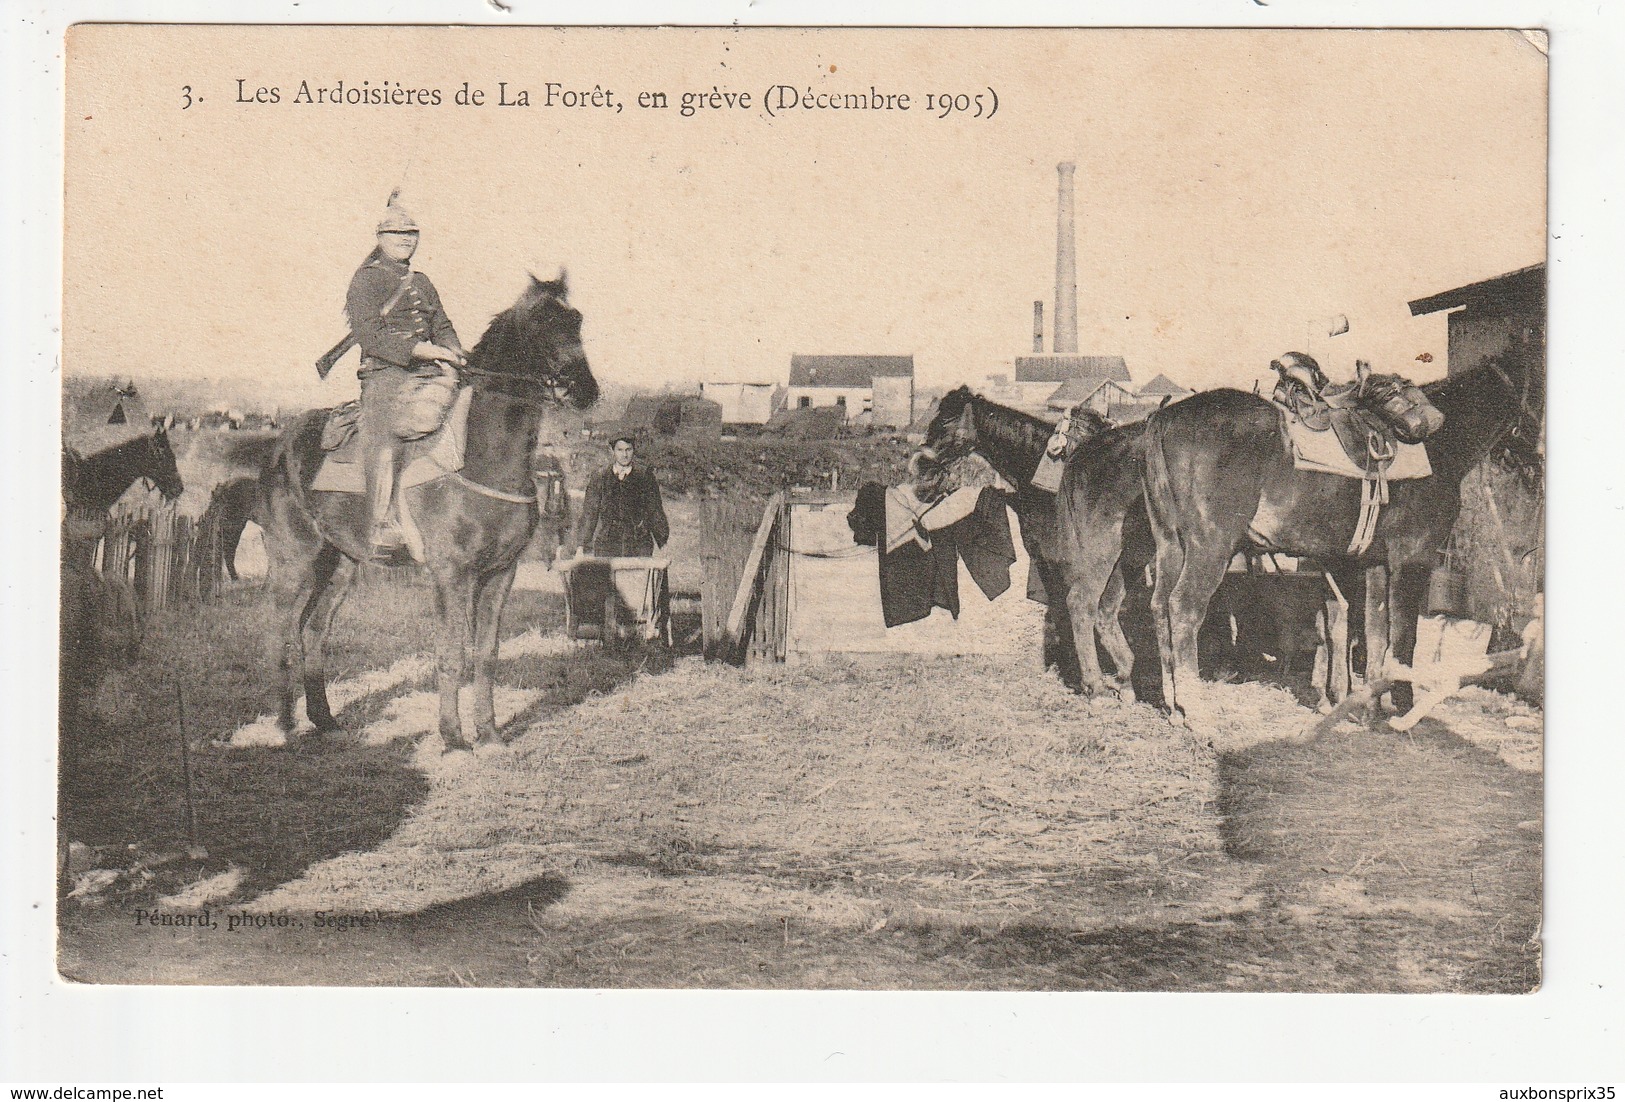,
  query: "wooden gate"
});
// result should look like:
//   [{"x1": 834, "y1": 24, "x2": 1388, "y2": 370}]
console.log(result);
[{"x1": 703, "y1": 491, "x2": 789, "y2": 664}]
